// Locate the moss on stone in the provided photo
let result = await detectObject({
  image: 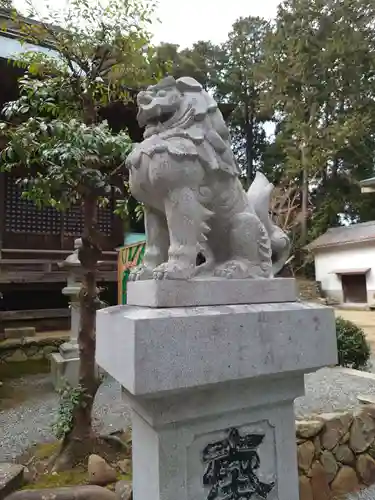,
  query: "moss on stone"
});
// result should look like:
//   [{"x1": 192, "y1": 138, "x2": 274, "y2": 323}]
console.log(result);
[
  {"x1": 23, "y1": 471, "x2": 131, "y2": 490},
  {"x1": 0, "y1": 358, "x2": 50, "y2": 379},
  {"x1": 16, "y1": 439, "x2": 133, "y2": 490},
  {"x1": 33, "y1": 441, "x2": 62, "y2": 460},
  {"x1": 22, "y1": 470, "x2": 88, "y2": 490},
  {"x1": 118, "y1": 474, "x2": 131, "y2": 482}
]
